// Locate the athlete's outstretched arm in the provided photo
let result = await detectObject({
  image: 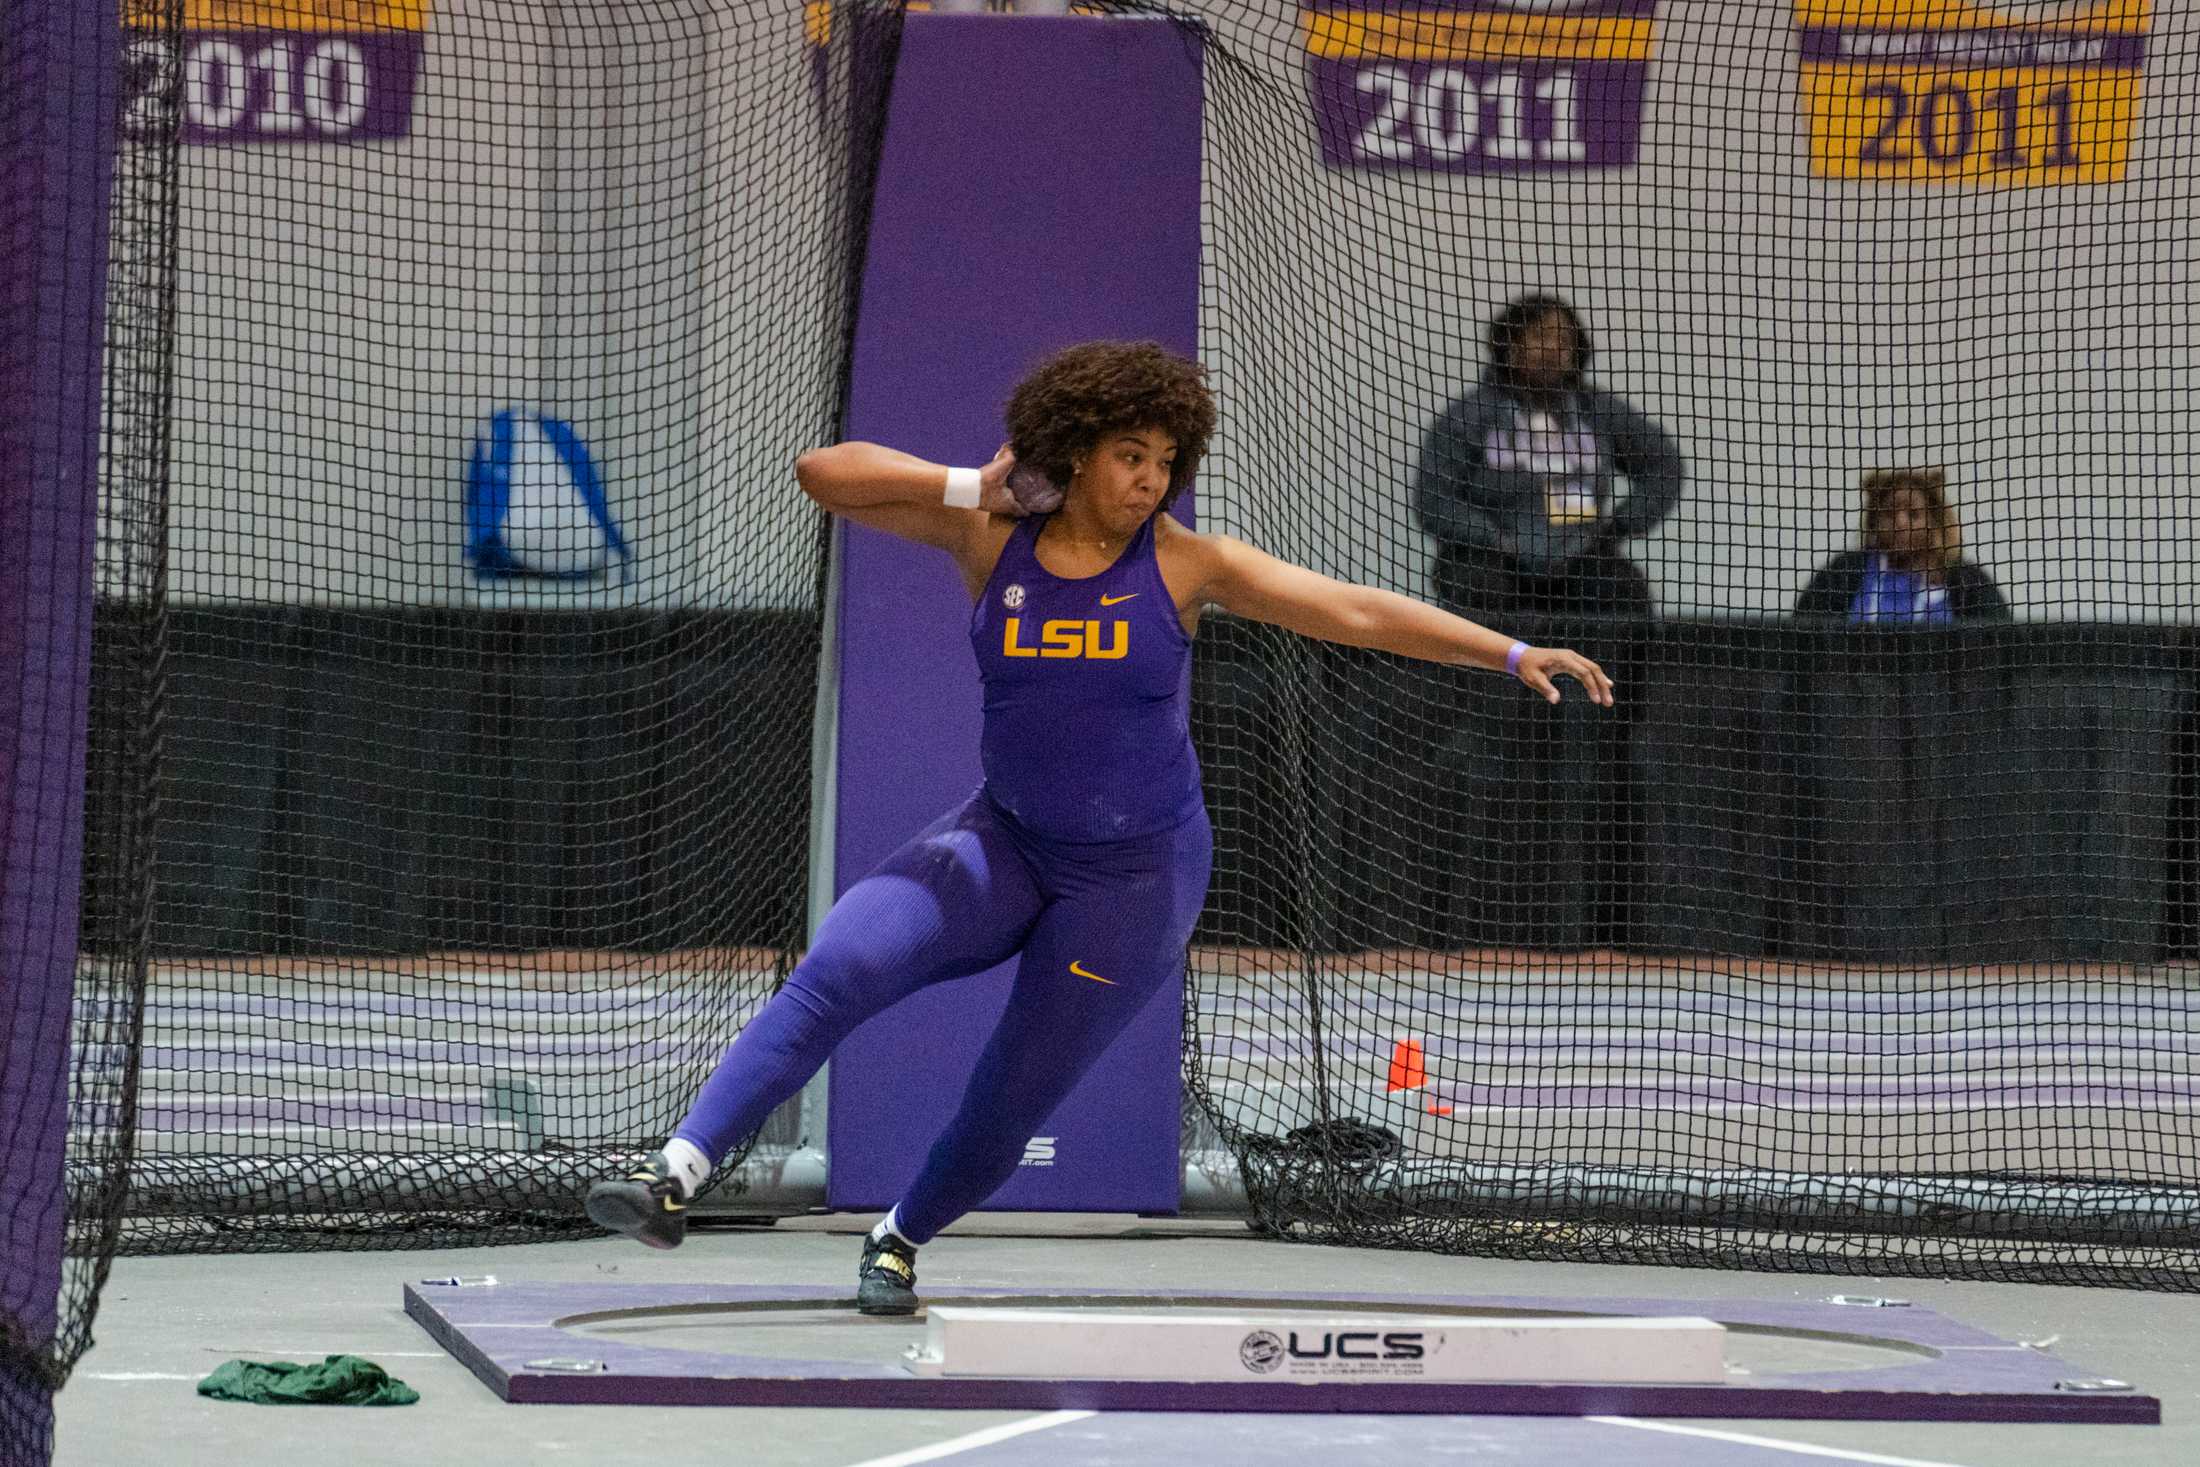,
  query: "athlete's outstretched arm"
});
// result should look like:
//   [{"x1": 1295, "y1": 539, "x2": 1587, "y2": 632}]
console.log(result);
[
  {"x1": 795, "y1": 441, "x2": 1018, "y2": 551},
  {"x1": 1194, "y1": 533, "x2": 1615, "y2": 706}
]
